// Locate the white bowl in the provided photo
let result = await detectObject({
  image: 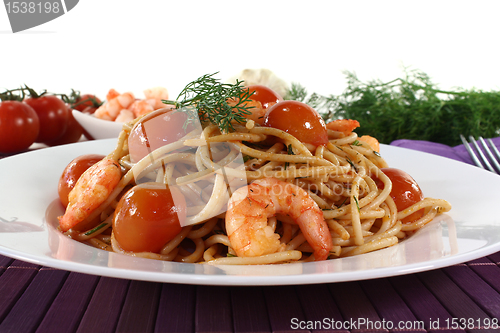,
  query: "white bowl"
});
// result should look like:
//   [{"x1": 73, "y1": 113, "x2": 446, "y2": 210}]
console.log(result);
[{"x1": 72, "y1": 110, "x2": 124, "y2": 140}]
